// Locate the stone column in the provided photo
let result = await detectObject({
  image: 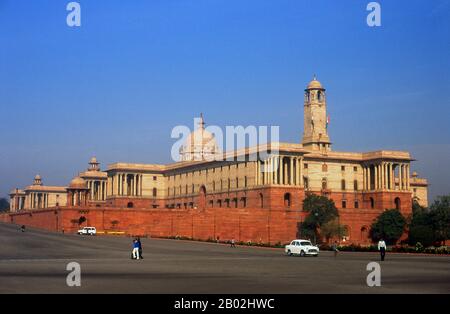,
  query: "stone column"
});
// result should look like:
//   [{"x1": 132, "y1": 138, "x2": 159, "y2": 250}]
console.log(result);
[
  {"x1": 406, "y1": 164, "x2": 410, "y2": 190},
  {"x1": 398, "y1": 164, "x2": 403, "y2": 190},
  {"x1": 263, "y1": 160, "x2": 267, "y2": 185},
  {"x1": 381, "y1": 163, "x2": 385, "y2": 190},
  {"x1": 391, "y1": 163, "x2": 394, "y2": 190},
  {"x1": 374, "y1": 165, "x2": 378, "y2": 190},
  {"x1": 274, "y1": 157, "x2": 279, "y2": 185},
  {"x1": 300, "y1": 157, "x2": 304, "y2": 187},
  {"x1": 290, "y1": 157, "x2": 294, "y2": 185},
  {"x1": 280, "y1": 157, "x2": 284, "y2": 185}
]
